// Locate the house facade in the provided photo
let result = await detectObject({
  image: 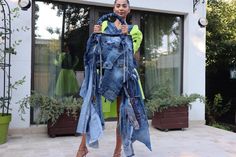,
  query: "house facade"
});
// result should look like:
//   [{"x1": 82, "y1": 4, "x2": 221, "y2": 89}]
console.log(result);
[{"x1": 4, "y1": 0, "x2": 206, "y2": 129}]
